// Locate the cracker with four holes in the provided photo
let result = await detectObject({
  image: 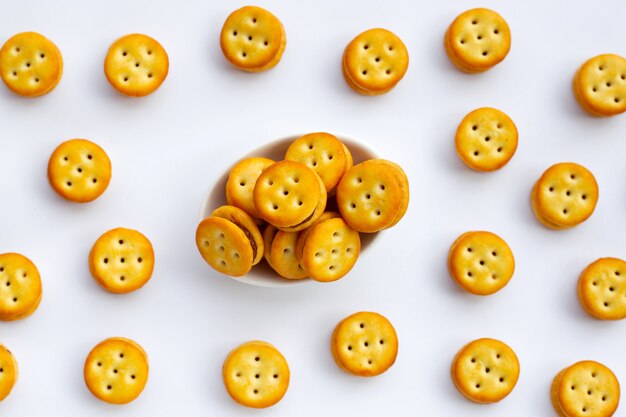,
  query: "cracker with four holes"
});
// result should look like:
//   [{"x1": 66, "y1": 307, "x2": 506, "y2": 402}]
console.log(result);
[
  {"x1": 551, "y1": 361, "x2": 620, "y2": 417},
  {"x1": 226, "y1": 157, "x2": 275, "y2": 220},
  {"x1": 284, "y1": 133, "x2": 348, "y2": 193},
  {"x1": 0, "y1": 32, "x2": 63, "y2": 97},
  {"x1": 331, "y1": 311, "x2": 398, "y2": 377},
  {"x1": 220, "y1": 6, "x2": 286, "y2": 72},
  {"x1": 451, "y1": 338, "x2": 520, "y2": 403},
  {"x1": 531, "y1": 162, "x2": 599, "y2": 230},
  {"x1": 342, "y1": 28, "x2": 409, "y2": 95},
  {"x1": 445, "y1": 8, "x2": 511, "y2": 73},
  {"x1": 301, "y1": 218, "x2": 360, "y2": 282},
  {"x1": 295, "y1": 211, "x2": 341, "y2": 261},
  {"x1": 89, "y1": 228, "x2": 155, "y2": 294},
  {"x1": 253, "y1": 160, "x2": 326, "y2": 231},
  {"x1": 578, "y1": 258, "x2": 626, "y2": 320},
  {"x1": 104, "y1": 34, "x2": 169, "y2": 97},
  {"x1": 84, "y1": 337, "x2": 149, "y2": 405},
  {"x1": 223, "y1": 341, "x2": 290, "y2": 408},
  {"x1": 47, "y1": 138, "x2": 112, "y2": 203},
  {"x1": 448, "y1": 231, "x2": 515, "y2": 296},
  {"x1": 455, "y1": 107, "x2": 518, "y2": 172},
  {"x1": 0, "y1": 344, "x2": 18, "y2": 401},
  {"x1": 0, "y1": 253, "x2": 42, "y2": 321},
  {"x1": 196, "y1": 216, "x2": 254, "y2": 277},
  {"x1": 336, "y1": 159, "x2": 405, "y2": 233},
  {"x1": 268, "y1": 230, "x2": 308, "y2": 280},
  {"x1": 574, "y1": 54, "x2": 626, "y2": 117}
]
